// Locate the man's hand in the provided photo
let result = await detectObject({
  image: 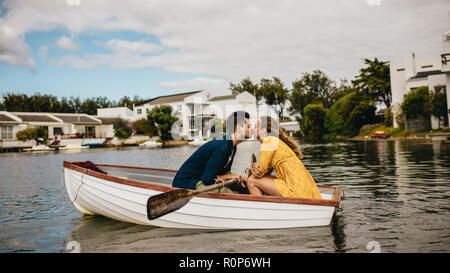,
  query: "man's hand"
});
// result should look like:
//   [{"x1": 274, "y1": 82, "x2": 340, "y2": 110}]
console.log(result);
[{"x1": 217, "y1": 173, "x2": 244, "y2": 184}]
